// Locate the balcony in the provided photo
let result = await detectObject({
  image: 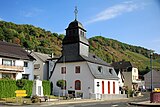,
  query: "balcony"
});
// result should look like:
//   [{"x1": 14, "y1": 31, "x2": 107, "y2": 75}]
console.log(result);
[{"x1": 0, "y1": 65, "x2": 23, "y2": 72}]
